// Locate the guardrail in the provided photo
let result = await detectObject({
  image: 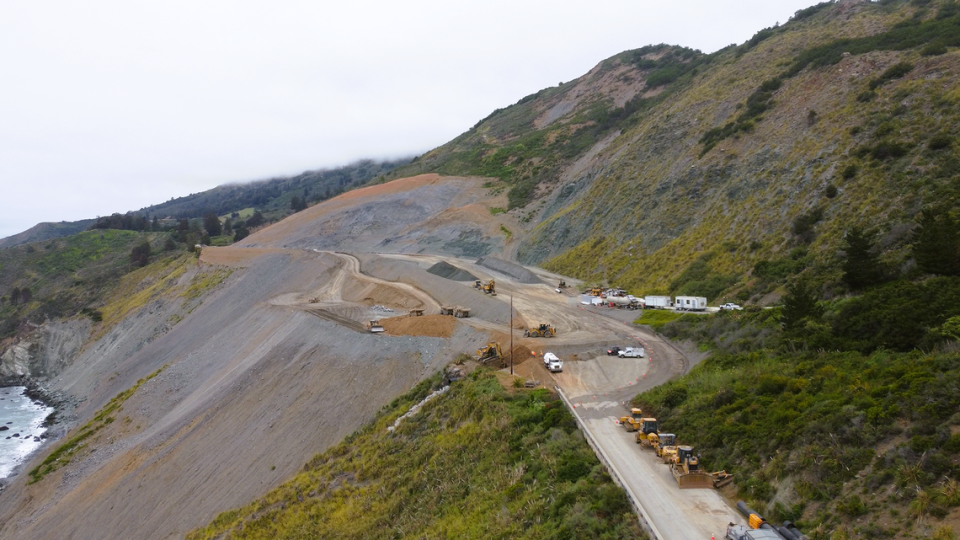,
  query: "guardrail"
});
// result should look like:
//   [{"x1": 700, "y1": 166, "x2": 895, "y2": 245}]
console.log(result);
[{"x1": 554, "y1": 386, "x2": 665, "y2": 540}]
